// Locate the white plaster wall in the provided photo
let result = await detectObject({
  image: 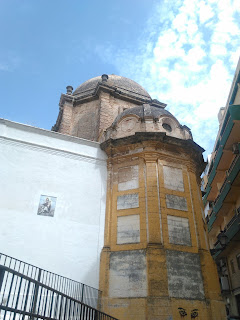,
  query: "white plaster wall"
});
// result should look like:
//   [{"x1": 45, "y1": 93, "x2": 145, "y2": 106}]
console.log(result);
[{"x1": 0, "y1": 119, "x2": 107, "y2": 288}]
